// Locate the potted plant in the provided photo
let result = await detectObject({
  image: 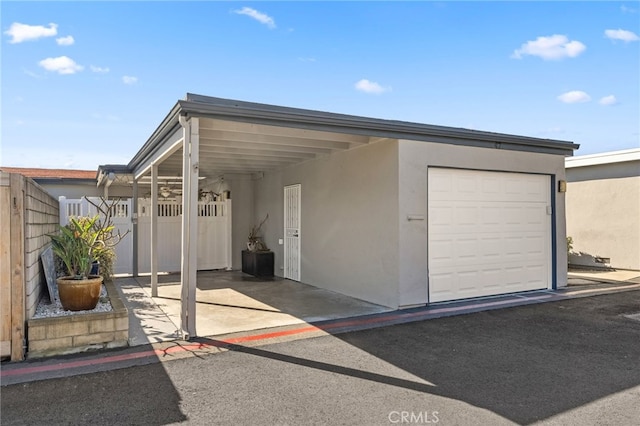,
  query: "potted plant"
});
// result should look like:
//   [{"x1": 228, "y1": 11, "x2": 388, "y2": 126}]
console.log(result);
[
  {"x1": 49, "y1": 215, "x2": 107, "y2": 311},
  {"x1": 49, "y1": 197, "x2": 130, "y2": 311},
  {"x1": 243, "y1": 214, "x2": 274, "y2": 277},
  {"x1": 247, "y1": 214, "x2": 269, "y2": 252}
]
